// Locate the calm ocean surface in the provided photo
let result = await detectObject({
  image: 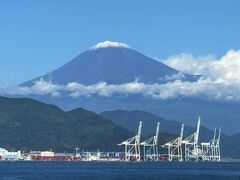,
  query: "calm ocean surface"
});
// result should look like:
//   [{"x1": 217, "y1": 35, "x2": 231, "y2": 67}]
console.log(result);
[{"x1": 0, "y1": 161, "x2": 239, "y2": 180}]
